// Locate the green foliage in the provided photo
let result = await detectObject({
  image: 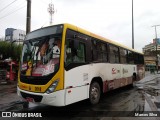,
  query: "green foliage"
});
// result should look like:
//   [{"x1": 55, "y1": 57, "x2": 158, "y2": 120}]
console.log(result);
[{"x1": 0, "y1": 41, "x2": 22, "y2": 61}]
